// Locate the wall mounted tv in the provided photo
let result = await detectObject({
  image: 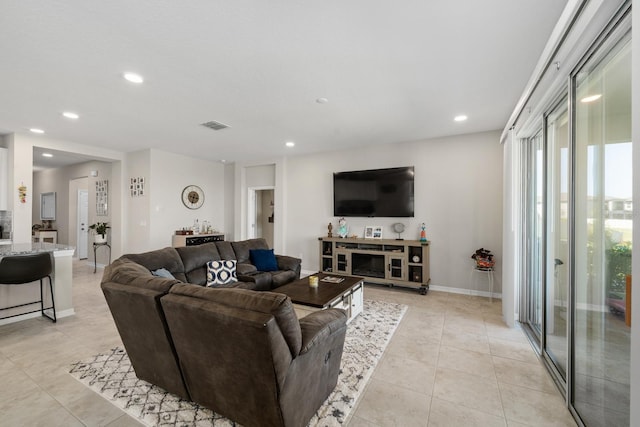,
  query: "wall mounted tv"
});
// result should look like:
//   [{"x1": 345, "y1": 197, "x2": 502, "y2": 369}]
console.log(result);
[{"x1": 333, "y1": 166, "x2": 414, "y2": 217}]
